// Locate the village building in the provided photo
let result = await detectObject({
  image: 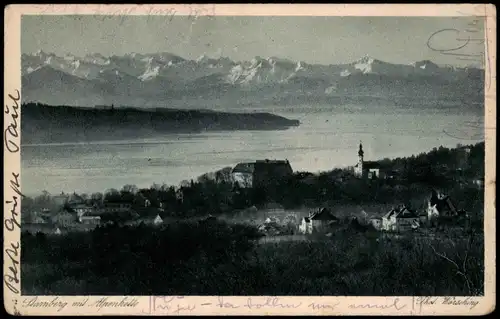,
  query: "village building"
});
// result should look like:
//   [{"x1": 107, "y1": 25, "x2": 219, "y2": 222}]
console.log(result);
[
  {"x1": 426, "y1": 190, "x2": 467, "y2": 226},
  {"x1": 299, "y1": 207, "x2": 338, "y2": 234},
  {"x1": 231, "y1": 159, "x2": 293, "y2": 188},
  {"x1": 381, "y1": 205, "x2": 420, "y2": 232},
  {"x1": 153, "y1": 214, "x2": 163, "y2": 225},
  {"x1": 51, "y1": 211, "x2": 77, "y2": 227},
  {"x1": 231, "y1": 163, "x2": 255, "y2": 188},
  {"x1": 69, "y1": 203, "x2": 95, "y2": 218},
  {"x1": 353, "y1": 142, "x2": 384, "y2": 179},
  {"x1": 78, "y1": 214, "x2": 101, "y2": 225},
  {"x1": 369, "y1": 217, "x2": 383, "y2": 230},
  {"x1": 101, "y1": 199, "x2": 133, "y2": 214}
]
